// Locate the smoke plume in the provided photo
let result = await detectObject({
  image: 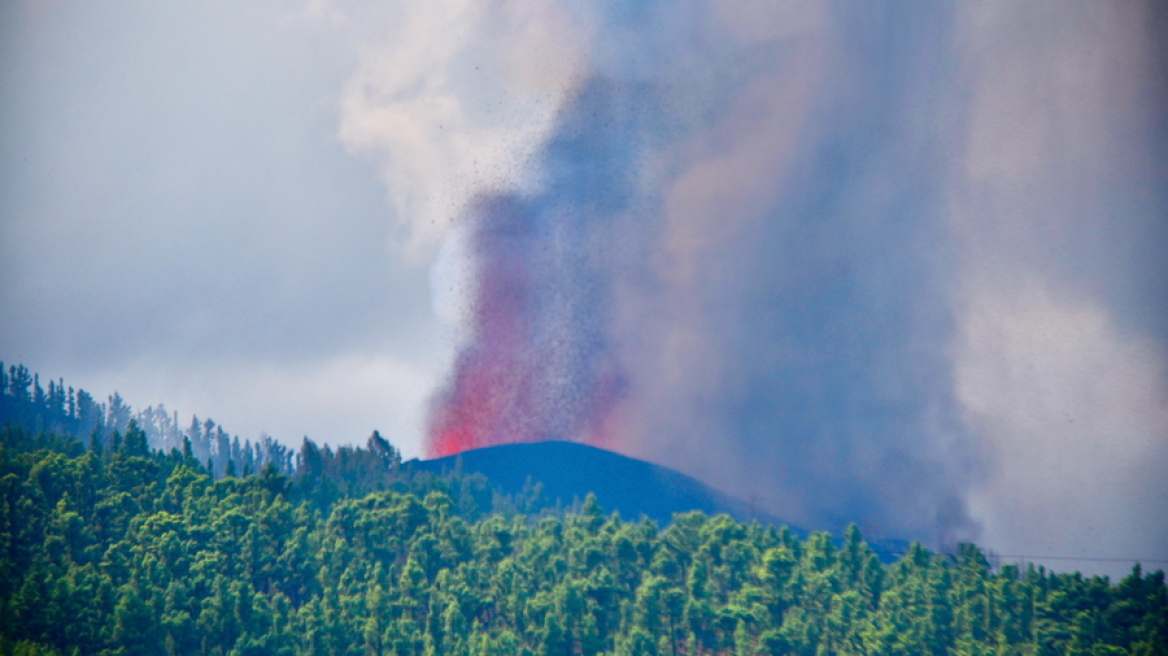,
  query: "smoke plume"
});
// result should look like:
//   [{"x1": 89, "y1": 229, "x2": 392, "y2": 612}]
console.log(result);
[{"x1": 340, "y1": 0, "x2": 1167, "y2": 567}]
